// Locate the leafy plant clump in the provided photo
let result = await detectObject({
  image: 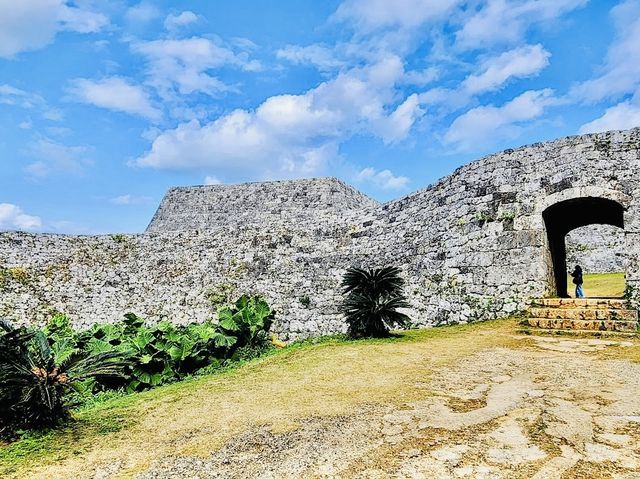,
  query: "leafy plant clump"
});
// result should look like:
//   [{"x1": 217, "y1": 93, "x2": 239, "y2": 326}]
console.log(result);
[
  {"x1": 340, "y1": 266, "x2": 411, "y2": 339},
  {"x1": 0, "y1": 319, "x2": 126, "y2": 440},
  {"x1": 217, "y1": 295, "x2": 275, "y2": 356},
  {"x1": 0, "y1": 295, "x2": 276, "y2": 439},
  {"x1": 43, "y1": 295, "x2": 275, "y2": 393}
]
